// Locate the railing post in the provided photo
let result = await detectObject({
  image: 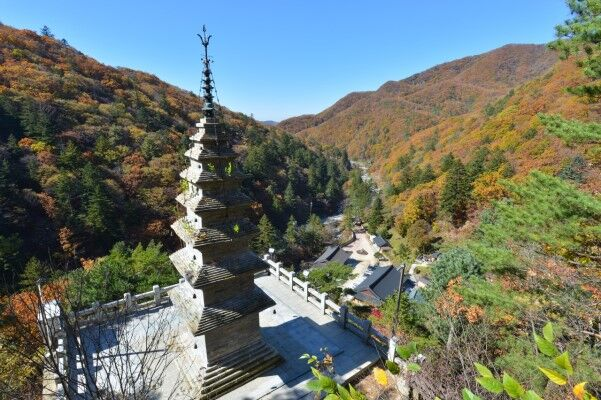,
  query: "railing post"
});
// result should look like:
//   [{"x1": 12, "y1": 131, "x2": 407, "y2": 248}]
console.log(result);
[
  {"x1": 153, "y1": 285, "x2": 161, "y2": 306},
  {"x1": 320, "y1": 292, "x2": 328, "y2": 314},
  {"x1": 93, "y1": 301, "x2": 101, "y2": 322},
  {"x1": 361, "y1": 319, "x2": 372, "y2": 343},
  {"x1": 387, "y1": 336, "x2": 399, "y2": 361},
  {"x1": 303, "y1": 281, "x2": 309, "y2": 302},
  {"x1": 339, "y1": 305, "x2": 348, "y2": 329},
  {"x1": 289, "y1": 272, "x2": 295, "y2": 290},
  {"x1": 275, "y1": 262, "x2": 280, "y2": 279},
  {"x1": 124, "y1": 292, "x2": 132, "y2": 309}
]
